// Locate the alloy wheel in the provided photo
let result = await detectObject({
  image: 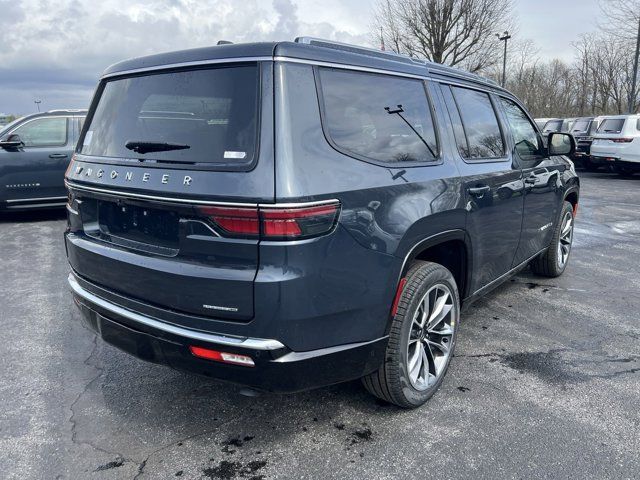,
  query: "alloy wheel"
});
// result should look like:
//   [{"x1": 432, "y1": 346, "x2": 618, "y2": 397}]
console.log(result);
[
  {"x1": 557, "y1": 211, "x2": 573, "y2": 268},
  {"x1": 406, "y1": 284, "x2": 458, "y2": 391}
]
